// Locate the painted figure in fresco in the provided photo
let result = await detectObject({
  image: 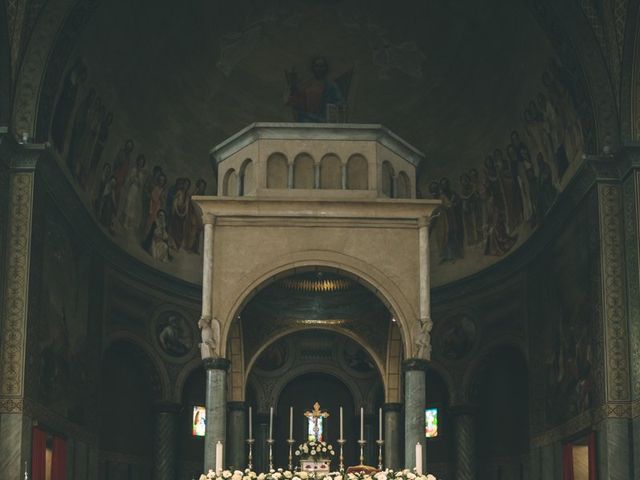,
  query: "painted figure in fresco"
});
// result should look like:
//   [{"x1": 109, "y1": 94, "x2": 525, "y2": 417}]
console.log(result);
[
  {"x1": 437, "y1": 177, "x2": 464, "y2": 262},
  {"x1": 164, "y1": 177, "x2": 183, "y2": 225},
  {"x1": 66, "y1": 88, "x2": 96, "y2": 172},
  {"x1": 157, "y1": 314, "x2": 190, "y2": 356},
  {"x1": 97, "y1": 175, "x2": 117, "y2": 234},
  {"x1": 93, "y1": 163, "x2": 112, "y2": 215},
  {"x1": 141, "y1": 209, "x2": 174, "y2": 263},
  {"x1": 468, "y1": 168, "x2": 487, "y2": 243},
  {"x1": 497, "y1": 147, "x2": 523, "y2": 233},
  {"x1": 183, "y1": 179, "x2": 206, "y2": 254},
  {"x1": 147, "y1": 173, "x2": 168, "y2": 234},
  {"x1": 120, "y1": 154, "x2": 146, "y2": 231},
  {"x1": 52, "y1": 59, "x2": 87, "y2": 153},
  {"x1": 112, "y1": 139, "x2": 135, "y2": 202},
  {"x1": 84, "y1": 110, "x2": 113, "y2": 190},
  {"x1": 170, "y1": 178, "x2": 190, "y2": 249},
  {"x1": 285, "y1": 56, "x2": 349, "y2": 122},
  {"x1": 142, "y1": 166, "x2": 164, "y2": 235},
  {"x1": 74, "y1": 96, "x2": 102, "y2": 183},
  {"x1": 536, "y1": 153, "x2": 557, "y2": 215},
  {"x1": 459, "y1": 173, "x2": 480, "y2": 246}
]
